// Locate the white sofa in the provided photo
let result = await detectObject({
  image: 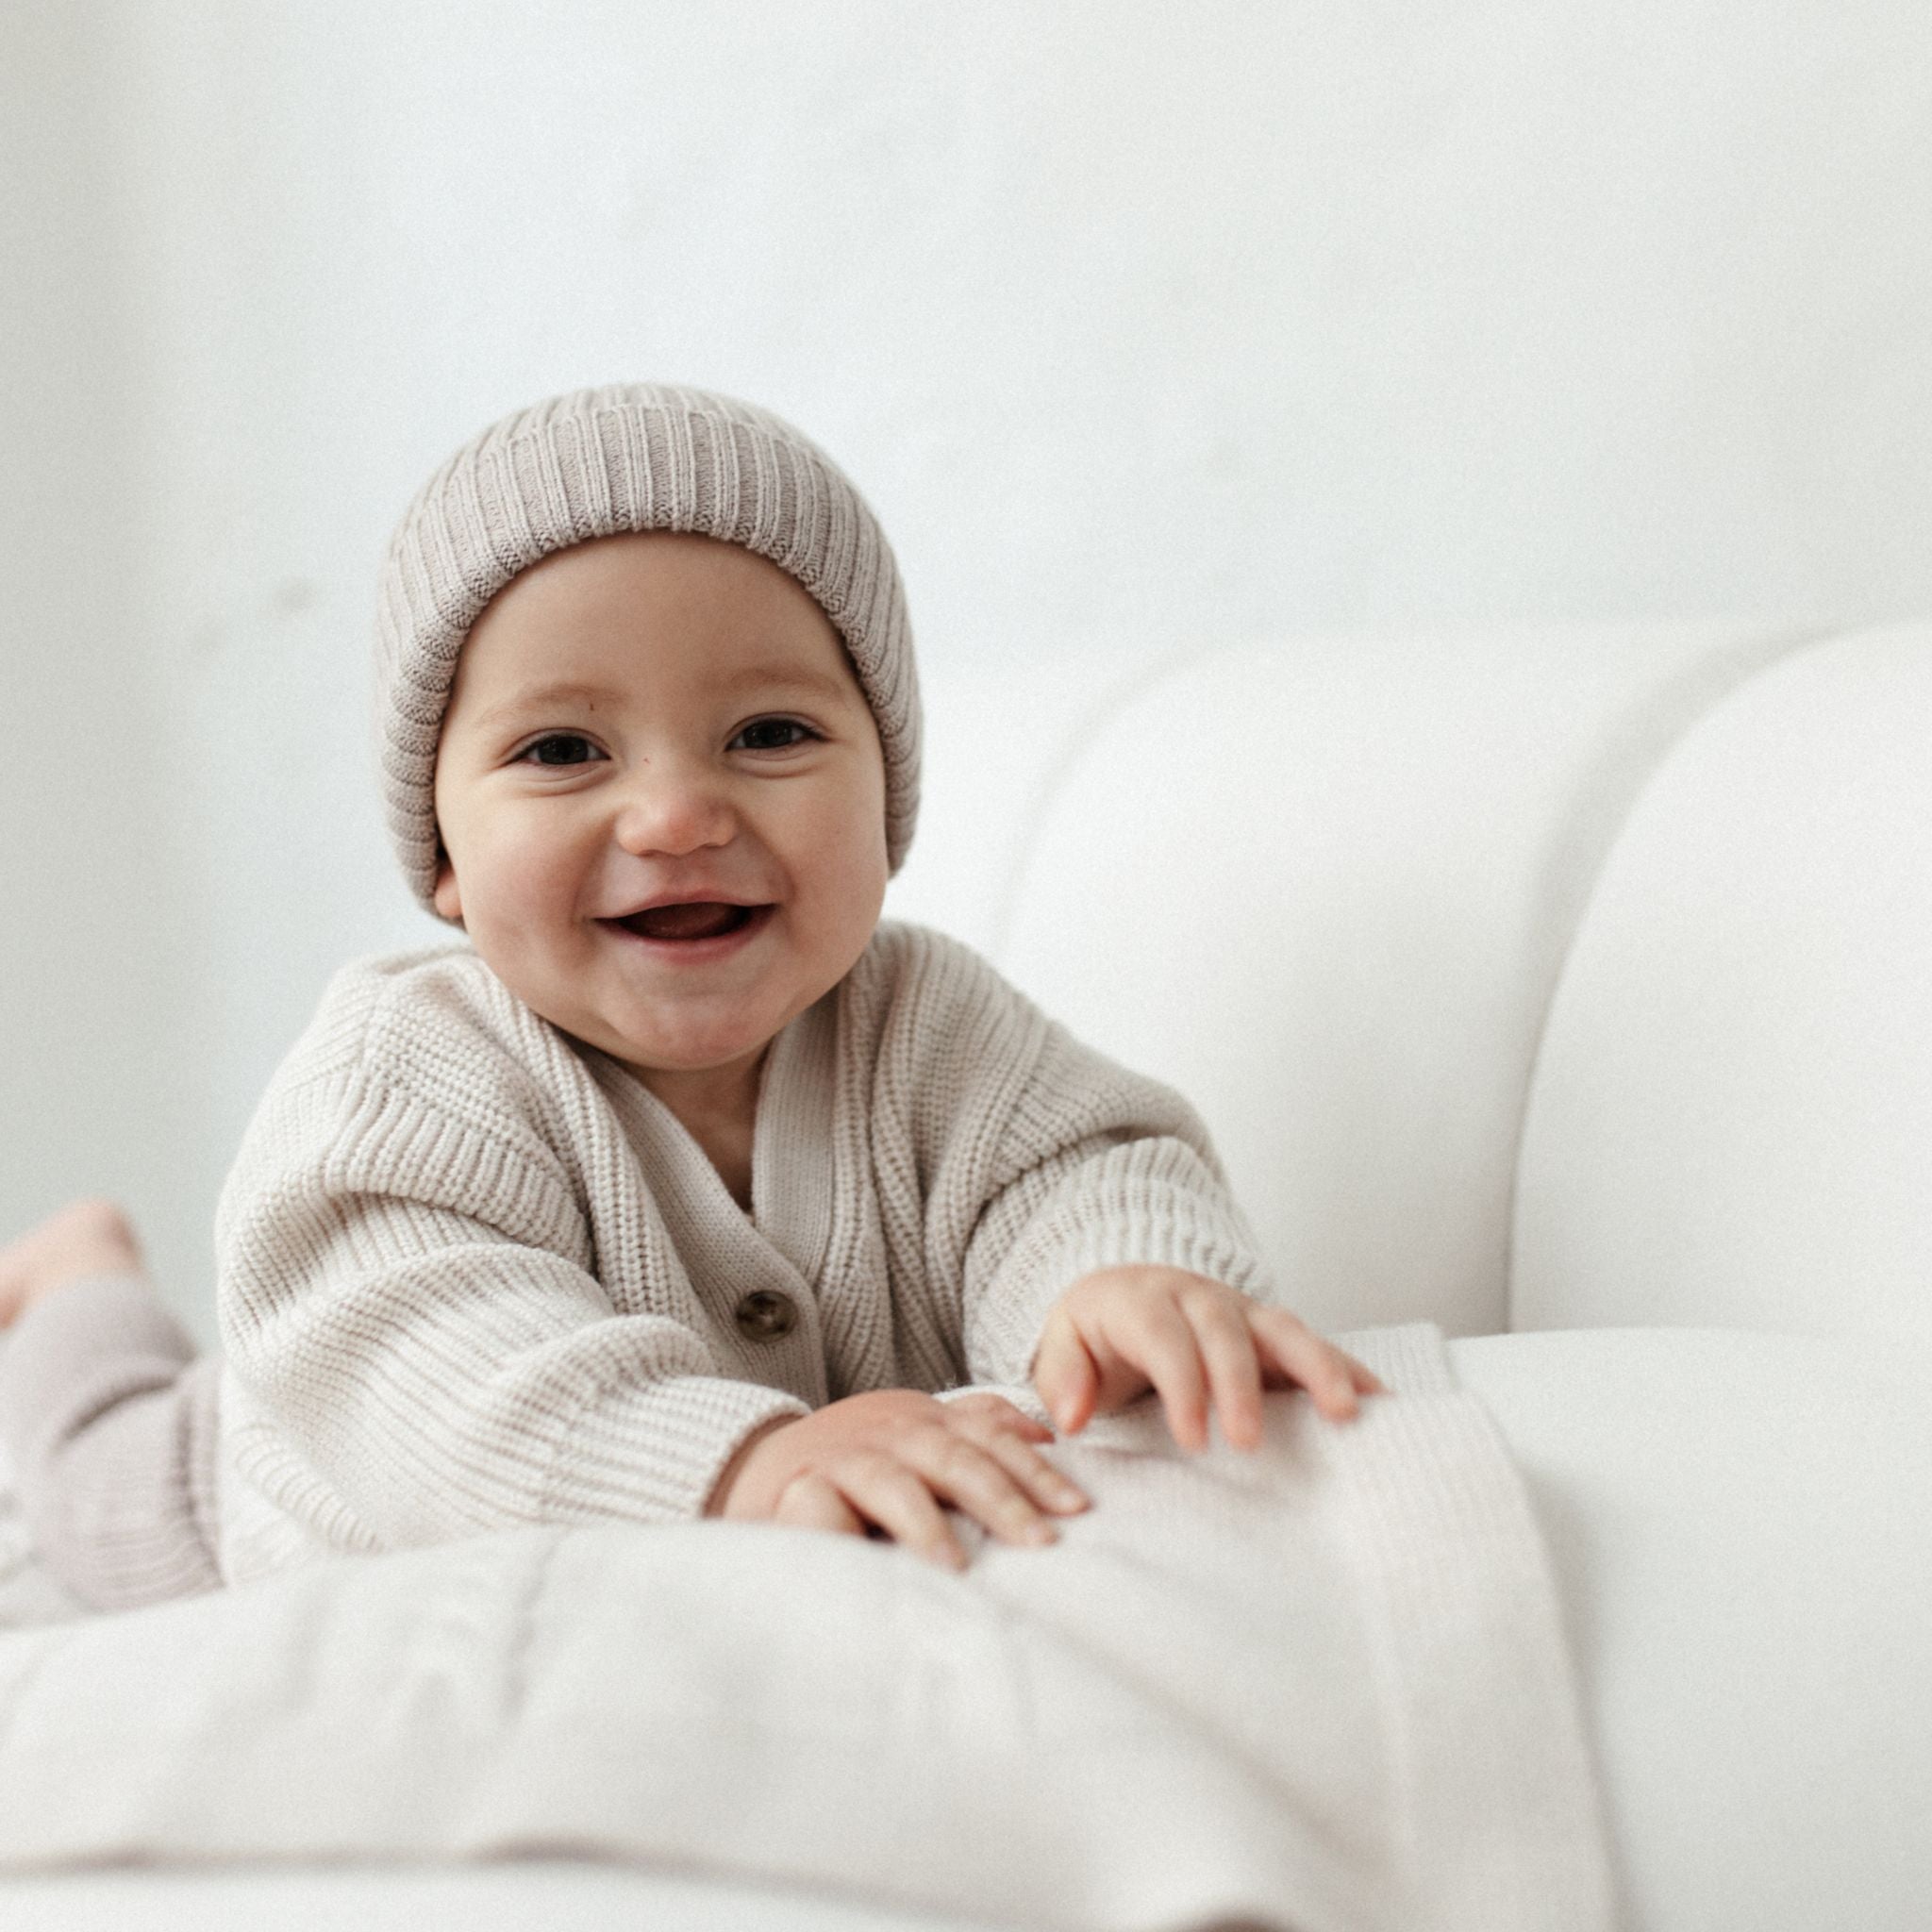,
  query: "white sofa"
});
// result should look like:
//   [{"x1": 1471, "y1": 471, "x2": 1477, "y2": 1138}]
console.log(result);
[
  {"x1": 3, "y1": 619, "x2": 1928, "y2": 1930},
  {"x1": 898, "y1": 618, "x2": 1932, "y2": 1932}
]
